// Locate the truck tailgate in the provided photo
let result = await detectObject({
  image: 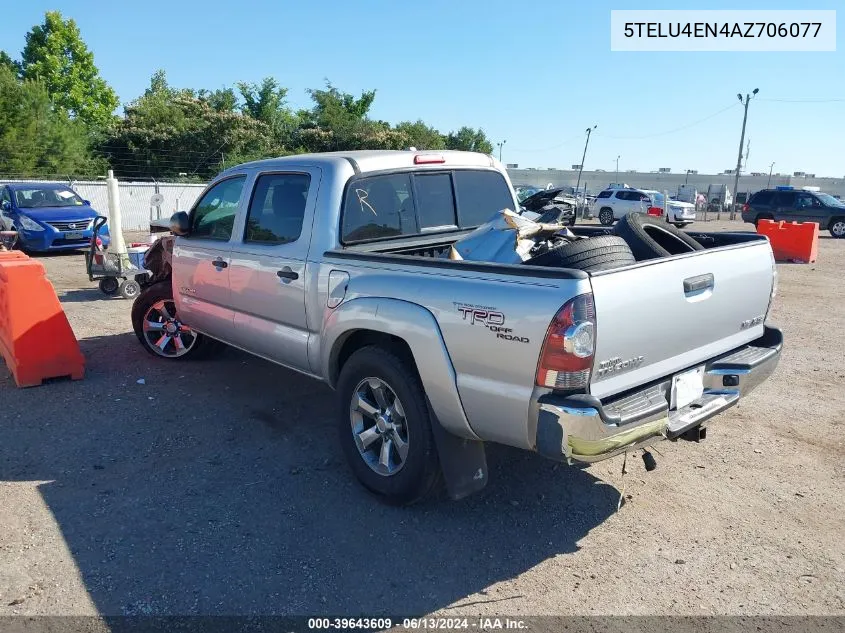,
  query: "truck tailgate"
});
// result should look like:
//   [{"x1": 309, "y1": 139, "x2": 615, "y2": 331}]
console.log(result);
[{"x1": 588, "y1": 241, "x2": 774, "y2": 400}]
